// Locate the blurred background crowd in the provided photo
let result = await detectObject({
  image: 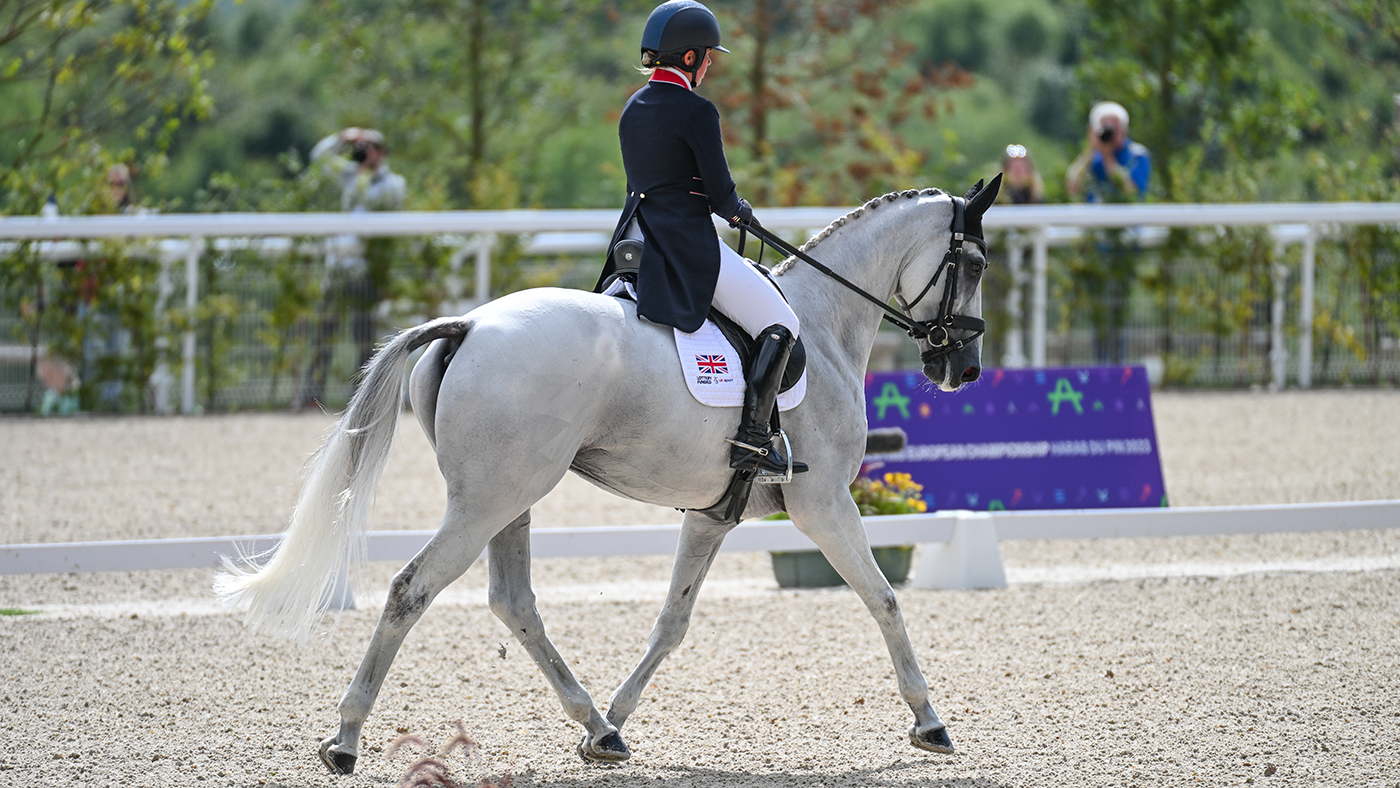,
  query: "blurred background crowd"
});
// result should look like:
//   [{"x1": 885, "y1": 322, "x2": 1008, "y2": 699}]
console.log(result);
[{"x1": 2, "y1": 0, "x2": 1399, "y2": 412}]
